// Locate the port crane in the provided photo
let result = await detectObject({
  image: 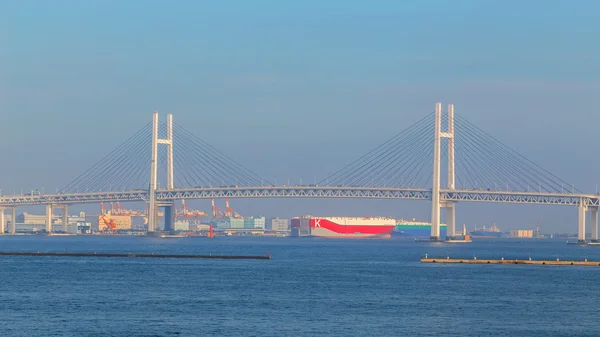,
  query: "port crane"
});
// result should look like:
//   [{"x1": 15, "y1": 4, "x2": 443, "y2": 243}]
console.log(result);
[
  {"x1": 211, "y1": 198, "x2": 245, "y2": 218},
  {"x1": 211, "y1": 198, "x2": 226, "y2": 218},
  {"x1": 176, "y1": 199, "x2": 208, "y2": 223},
  {"x1": 225, "y1": 198, "x2": 242, "y2": 218},
  {"x1": 99, "y1": 214, "x2": 117, "y2": 234},
  {"x1": 101, "y1": 202, "x2": 144, "y2": 217}
]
